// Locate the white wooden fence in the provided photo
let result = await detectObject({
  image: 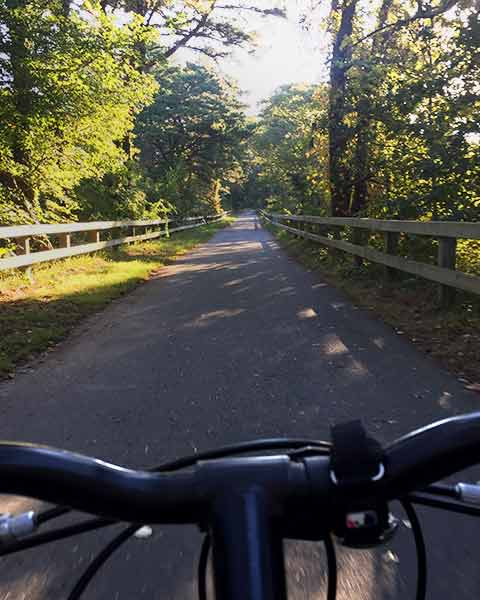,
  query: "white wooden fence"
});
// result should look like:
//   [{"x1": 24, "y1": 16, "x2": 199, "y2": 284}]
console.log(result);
[
  {"x1": 0, "y1": 213, "x2": 227, "y2": 272},
  {"x1": 261, "y1": 210, "x2": 480, "y2": 306}
]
